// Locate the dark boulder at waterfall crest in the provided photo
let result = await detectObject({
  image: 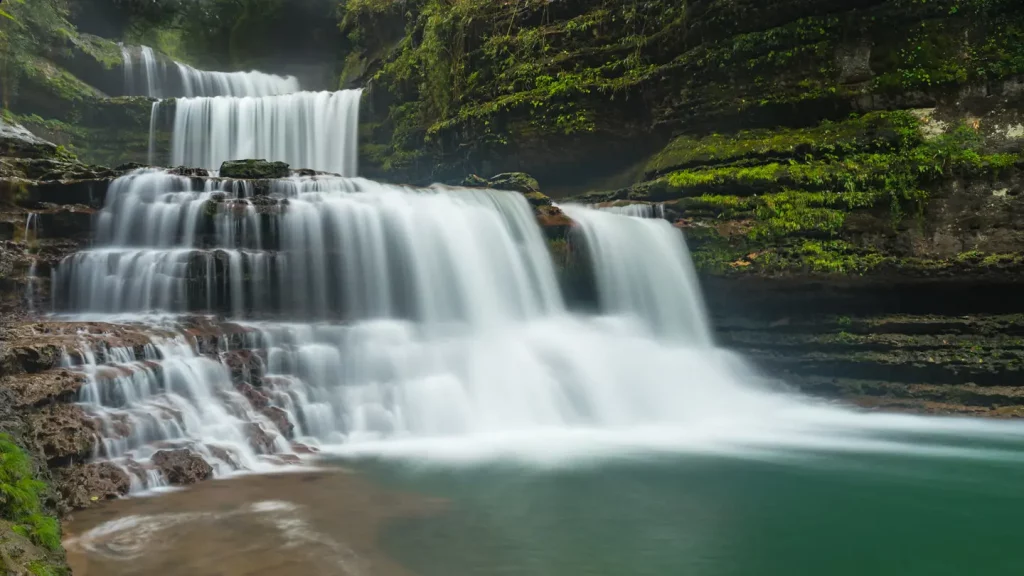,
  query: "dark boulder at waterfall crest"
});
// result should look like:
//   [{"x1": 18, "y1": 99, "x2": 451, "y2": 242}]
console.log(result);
[{"x1": 219, "y1": 159, "x2": 291, "y2": 180}]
